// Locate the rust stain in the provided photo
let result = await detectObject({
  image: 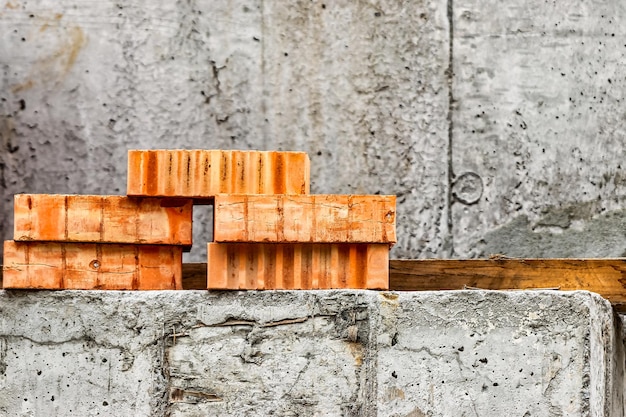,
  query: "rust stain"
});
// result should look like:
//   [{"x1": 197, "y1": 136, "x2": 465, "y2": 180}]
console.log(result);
[
  {"x1": 405, "y1": 408, "x2": 427, "y2": 417},
  {"x1": 381, "y1": 292, "x2": 399, "y2": 300},
  {"x1": 15, "y1": 20, "x2": 85, "y2": 92},
  {"x1": 39, "y1": 13, "x2": 63, "y2": 32},
  {"x1": 62, "y1": 26, "x2": 85, "y2": 75},
  {"x1": 1, "y1": 116, "x2": 14, "y2": 139},
  {"x1": 384, "y1": 386, "x2": 405, "y2": 401},
  {"x1": 346, "y1": 341, "x2": 364, "y2": 366},
  {"x1": 5, "y1": 1, "x2": 19, "y2": 9},
  {"x1": 11, "y1": 79, "x2": 34, "y2": 93}
]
